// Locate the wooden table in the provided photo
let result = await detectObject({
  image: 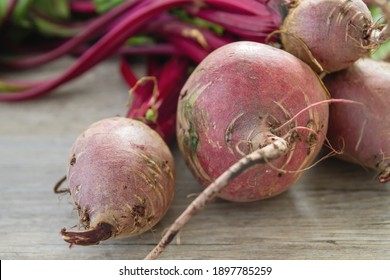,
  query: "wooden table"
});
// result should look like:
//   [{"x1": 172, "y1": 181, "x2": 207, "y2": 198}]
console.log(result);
[{"x1": 1, "y1": 58, "x2": 390, "y2": 260}]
